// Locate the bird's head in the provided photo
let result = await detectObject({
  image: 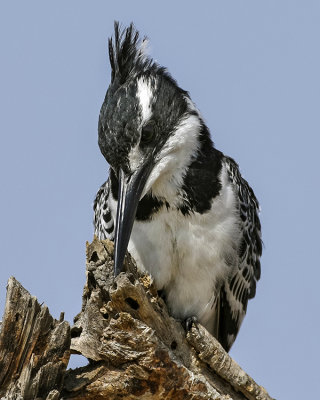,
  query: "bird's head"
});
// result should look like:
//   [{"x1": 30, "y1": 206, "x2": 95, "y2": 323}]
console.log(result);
[{"x1": 98, "y1": 22, "x2": 202, "y2": 275}]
